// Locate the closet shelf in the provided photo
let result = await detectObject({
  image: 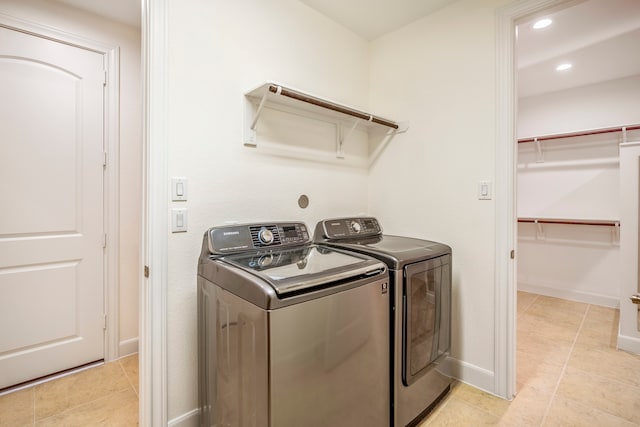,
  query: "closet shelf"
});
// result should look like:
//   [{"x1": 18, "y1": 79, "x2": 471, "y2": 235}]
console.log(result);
[
  {"x1": 518, "y1": 217, "x2": 620, "y2": 227},
  {"x1": 243, "y1": 82, "x2": 408, "y2": 157},
  {"x1": 518, "y1": 124, "x2": 640, "y2": 144}
]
